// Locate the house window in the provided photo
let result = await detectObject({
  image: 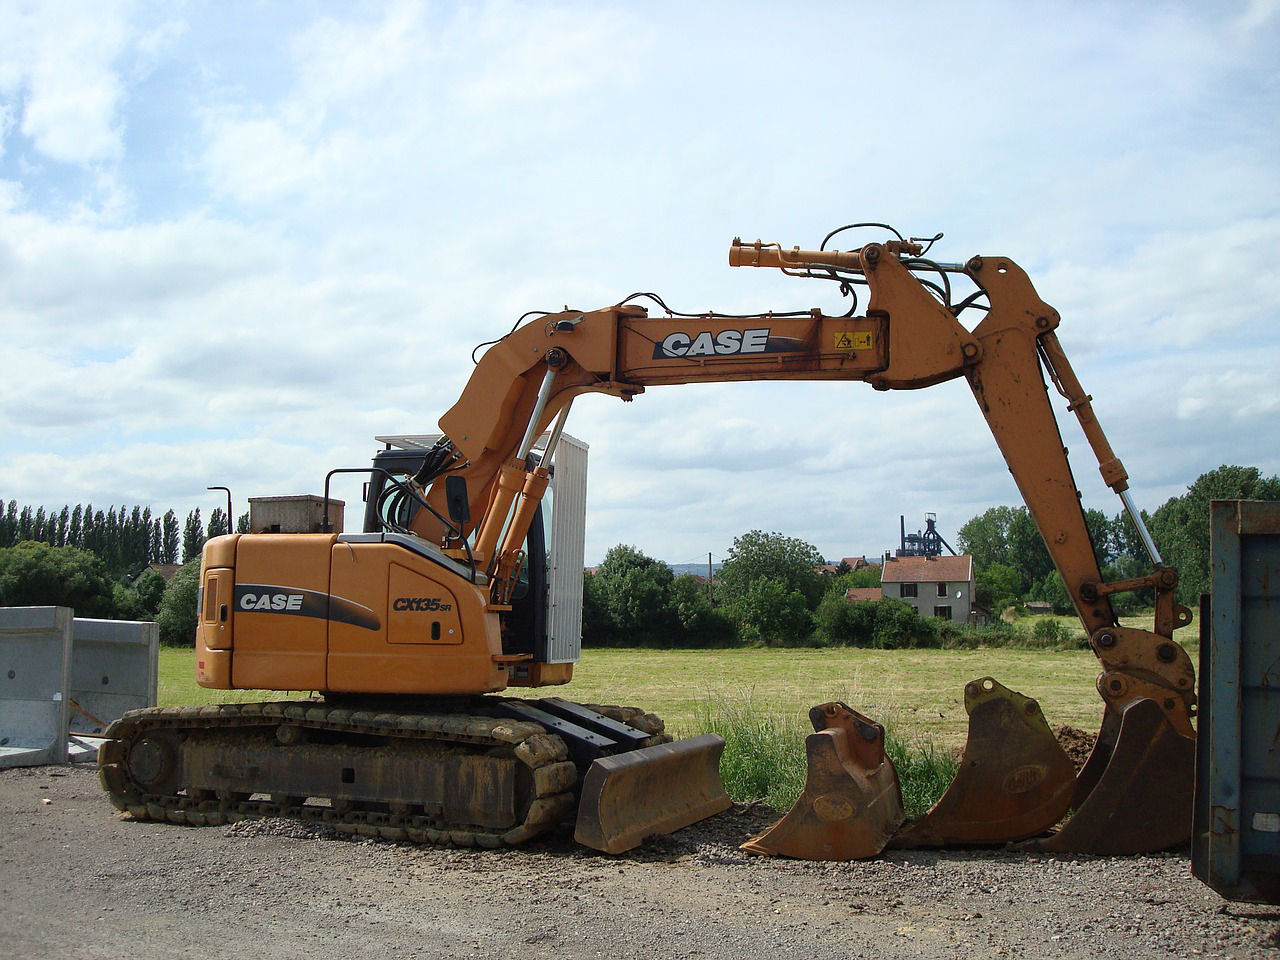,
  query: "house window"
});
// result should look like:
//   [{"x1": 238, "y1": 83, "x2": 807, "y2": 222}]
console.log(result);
[
  {"x1": 933, "y1": 605, "x2": 952, "y2": 620},
  {"x1": 936, "y1": 582, "x2": 948, "y2": 598},
  {"x1": 900, "y1": 583, "x2": 917, "y2": 599}
]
